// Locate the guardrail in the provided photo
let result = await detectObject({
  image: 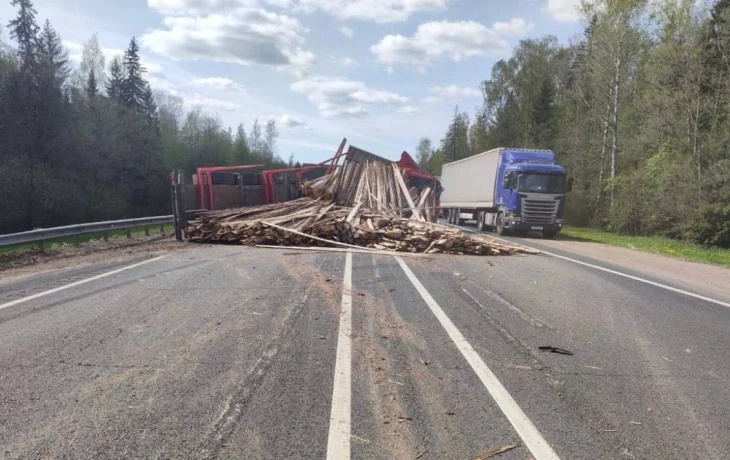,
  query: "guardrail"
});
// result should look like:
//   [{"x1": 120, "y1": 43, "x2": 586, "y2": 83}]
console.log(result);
[{"x1": 0, "y1": 215, "x2": 175, "y2": 250}]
